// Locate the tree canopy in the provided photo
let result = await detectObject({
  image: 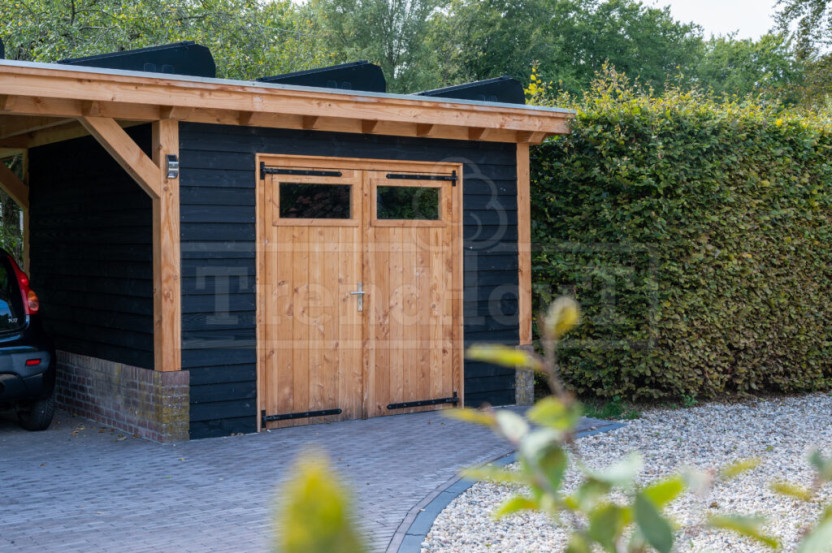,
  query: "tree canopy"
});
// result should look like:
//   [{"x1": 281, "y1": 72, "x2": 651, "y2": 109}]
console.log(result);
[{"x1": 0, "y1": 0, "x2": 824, "y2": 104}]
